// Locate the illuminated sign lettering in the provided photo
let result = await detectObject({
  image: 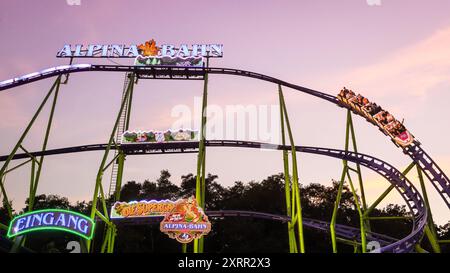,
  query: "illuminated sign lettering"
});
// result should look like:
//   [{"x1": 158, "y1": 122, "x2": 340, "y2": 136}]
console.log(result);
[
  {"x1": 111, "y1": 200, "x2": 176, "y2": 218},
  {"x1": 57, "y1": 39, "x2": 222, "y2": 67},
  {"x1": 7, "y1": 209, "x2": 95, "y2": 240},
  {"x1": 160, "y1": 197, "x2": 211, "y2": 243},
  {"x1": 56, "y1": 40, "x2": 223, "y2": 59},
  {"x1": 110, "y1": 197, "x2": 211, "y2": 243}
]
